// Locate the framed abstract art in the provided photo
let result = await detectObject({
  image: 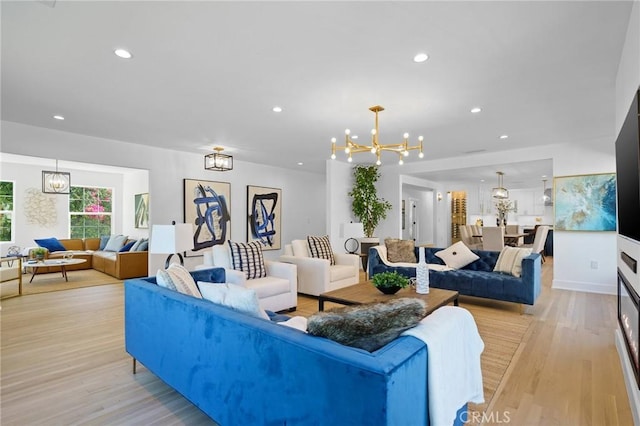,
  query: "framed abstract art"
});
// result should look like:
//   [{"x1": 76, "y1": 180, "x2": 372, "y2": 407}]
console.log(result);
[
  {"x1": 183, "y1": 179, "x2": 231, "y2": 254},
  {"x1": 554, "y1": 173, "x2": 616, "y2": 231},
  {"x1": 247, "y1": 185, "x2": 281, "y2": 250}
]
